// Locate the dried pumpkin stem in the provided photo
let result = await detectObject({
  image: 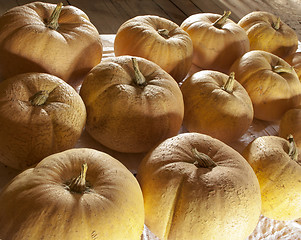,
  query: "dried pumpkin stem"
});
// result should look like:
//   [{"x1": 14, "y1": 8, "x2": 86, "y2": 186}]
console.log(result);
[
  {"x1": 158, "y1": 29, "x2": 169, "y2": 39},
  {"x1": 46, "y1": 2, "x2": 63, "y2": 30},
  {"x1": 213, "y1": 10, "x2": 231, "y2": 29},
  {"x1": 222, "y1": 72, "x2": 235, "y2": 93},
  {"x1": 69, "y1": 163, "x2": 88, "y2": 193},
  {"x1": 287, "y1": 134, "x2": 298, "y2": 162},
  {"x1": 192, "y1": 148, "x2": 217, "y2": 168},
  {"x1": 272, "y1": 17, "x2": 281, "y2": 30},
  {"x1": 29, "y1": 90, "x2": 49, "y2": 106},
  {"x1": 132, "y1": 57, "x2": 146, "y2": 86},
  {"x1": 272, "y1": 65, "x2": 294, "y2": 74}
]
